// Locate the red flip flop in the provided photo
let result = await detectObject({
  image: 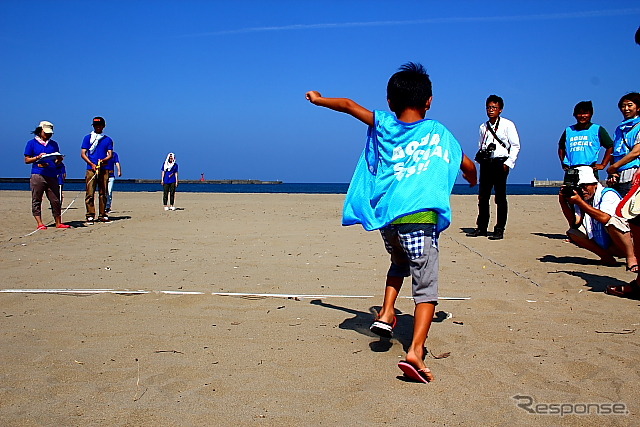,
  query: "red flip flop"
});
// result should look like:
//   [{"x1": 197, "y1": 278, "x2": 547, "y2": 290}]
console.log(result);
[
  {"x1": 398, "y1": 361, "x2": 433, "y2": 383},
  {"x1": 605, "y1": 280, "x2": 640, "y2": 299},
  {"x1": 37, "y1": 224, "x2": 47, "y2": 230},
  {"x1": 56, "y1": 224, "x2": 71, "y2": 229}
]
